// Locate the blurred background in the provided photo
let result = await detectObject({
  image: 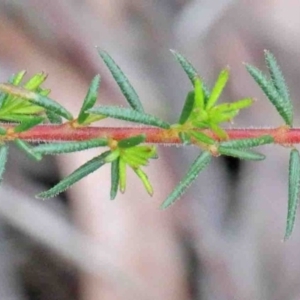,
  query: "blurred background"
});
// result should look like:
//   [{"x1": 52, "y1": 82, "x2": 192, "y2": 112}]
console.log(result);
[{"x1": 0, "y1": 0, "x2": 300, "y2": 299}]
